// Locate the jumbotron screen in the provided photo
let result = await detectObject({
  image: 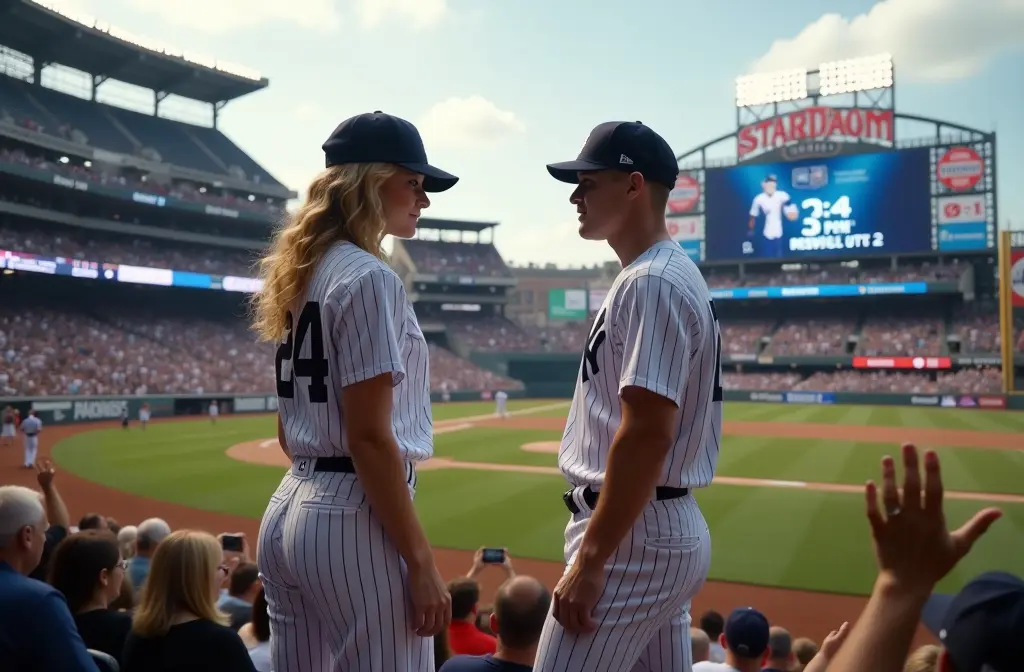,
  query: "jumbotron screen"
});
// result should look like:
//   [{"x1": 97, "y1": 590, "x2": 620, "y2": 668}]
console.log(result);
[{"x1": 704, "y1": 148, "x2": 931, "y2": 261}]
